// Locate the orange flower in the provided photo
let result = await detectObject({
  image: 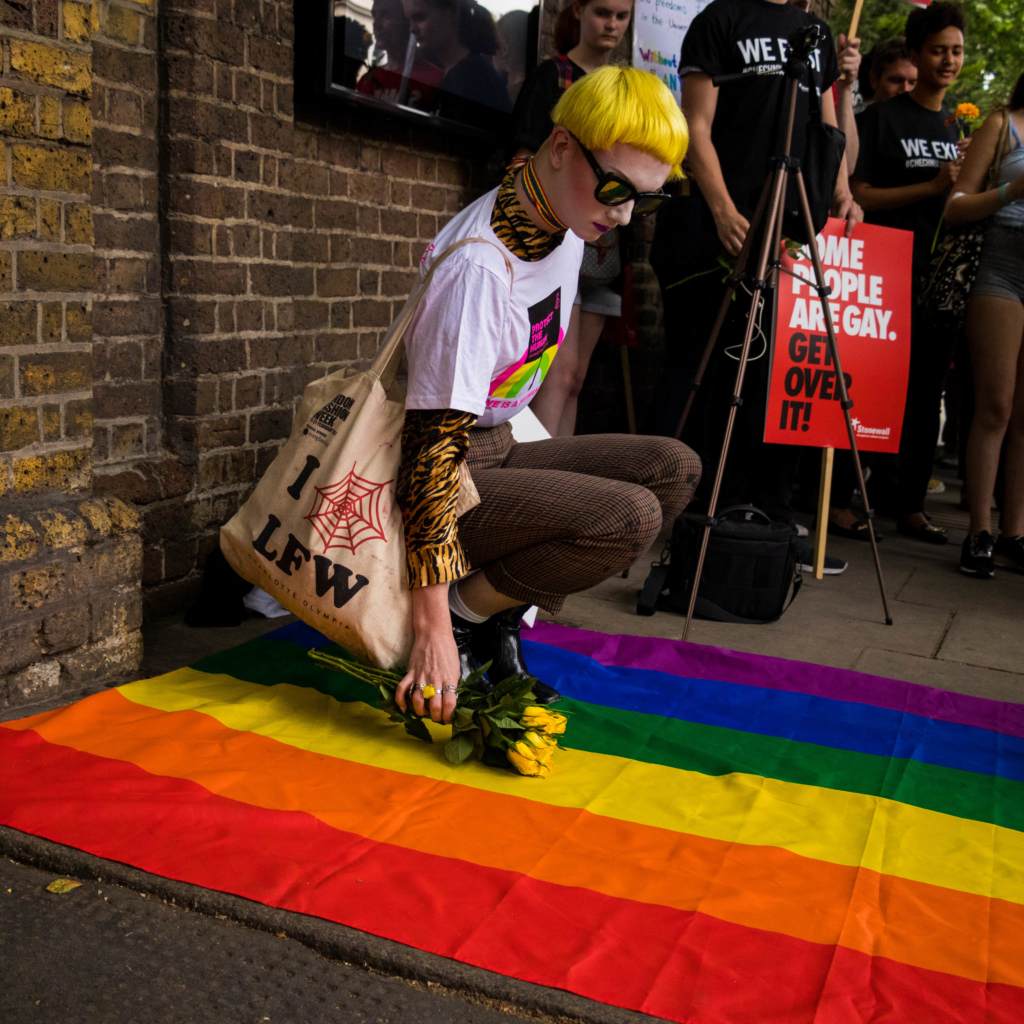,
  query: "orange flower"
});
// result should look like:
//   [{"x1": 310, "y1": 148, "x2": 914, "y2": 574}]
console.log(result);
[{"x1": 946, "y1": 103, "x2": 981, "y2": 126}]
